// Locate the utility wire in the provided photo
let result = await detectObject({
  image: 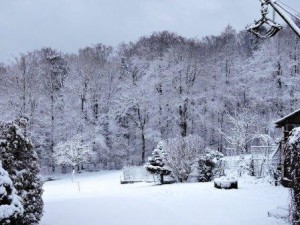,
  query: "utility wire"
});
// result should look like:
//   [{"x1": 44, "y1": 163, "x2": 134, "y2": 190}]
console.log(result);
[
  {"x1": 275, "y1": 1, "x2": 300, "y2": 21},
  {"x1": 277, "y1": 0, "x2": 300, "y2": 16}
]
